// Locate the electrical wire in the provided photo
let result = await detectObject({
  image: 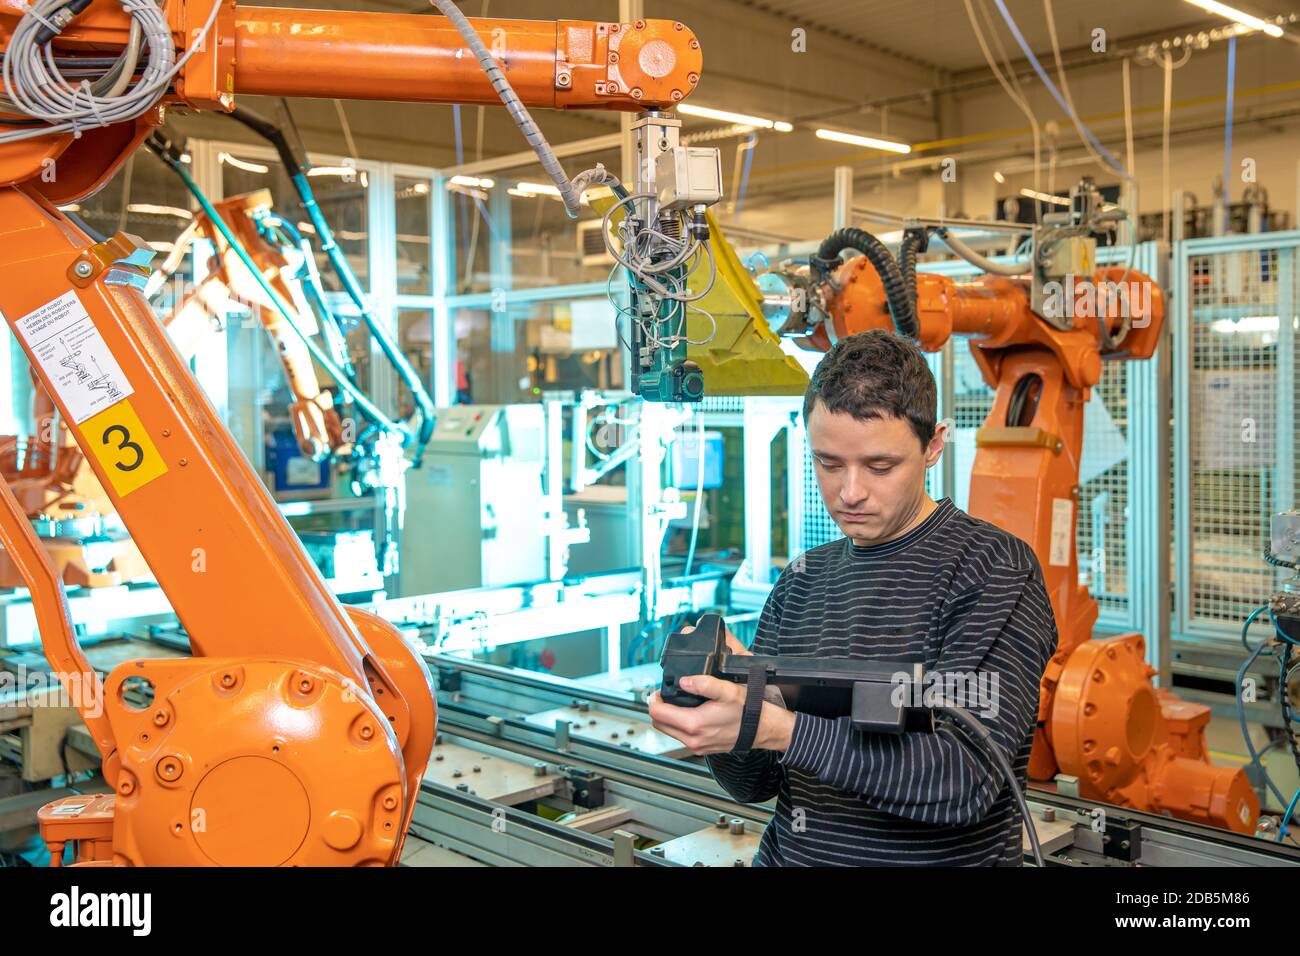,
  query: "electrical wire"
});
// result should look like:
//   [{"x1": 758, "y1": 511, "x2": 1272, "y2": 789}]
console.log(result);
[
  {"x1": 935, "y1": 227, "x2": 1031, "y2": 276},
  {"x1": 966, "y1": 2, "x2": 1144, "y2": 349},
  {"x1": 964, "y1": 0, "x2": 1042, "y2": 201},
  {"x1": 730, "y1": 132, "x2": 757, "y2": 219},
  {"x1": 1100, "y1": 56, "x2": 1140, "y2": 317},
  {"x1": 61, "y1": 208, "x2": 106, "y2": 243},
  {"x1": 1223, "y1": 35, "x2": 1237, "y2": 232},
  {"x1": 104, "y1": 18, "x2": 141, "y2": 99},
  {"x1": 428, "y1": 0, "x2": 582, "y2": 217},
  {"x1": 1041, "y1": 0, "x2": 1123, "y2": 180},
  {"x1": 226, "y1": 106, "x2": 437, "y2": 461},
  {"x1": 333, "y1": 98, "x2": 361, "y2": 168},
  {"x1": 1122, "y1": 58, "x2": 1136, "y2": 197},
  {"x1": 971, "y1": 0, "x2": 1146, "y2": 331},
  {"x1": 1280, "y1": 641, "x2": 1300, "y2": 784},
  {"x1": 989, "y1": 0, "x2": 1126, "y2": 180},
  {"x1": 1241, "y1": 604, "x2": 1268, "y2": 651},
  {"x1": 602, "y1": 192, "x2": 718, "y2": 351},
  {"x1": 1154, "y1": 46, "x2": 1191, "y2": 243},
  {"x1": 151, "y1": 144, "x2": 411, "y2": 444},
  {"x1": 1264, "y1": 545, "x2": 1300, "y2": 570},
  {"x1": 430, "y1": 0, "x2": 719, "y2": 362},
  {"x1": 939, "y1": 705, "x2": 1043, "y2": 867},
  {"x1": 604, "y1": 194, "x2": 702, "y2": 287},
  {"x1": 815, "y1": 226, "x2": 919, "y2": 337},
  {"x1": 1281, "y1": 785, "x2": 1300, "y2": 844},
  {"x1": 1235, "y1": 625, "x2": 1300, "y2": 824},
  {"x1": 116, "y1": 152, "x2": 134, "y2": 234}
]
